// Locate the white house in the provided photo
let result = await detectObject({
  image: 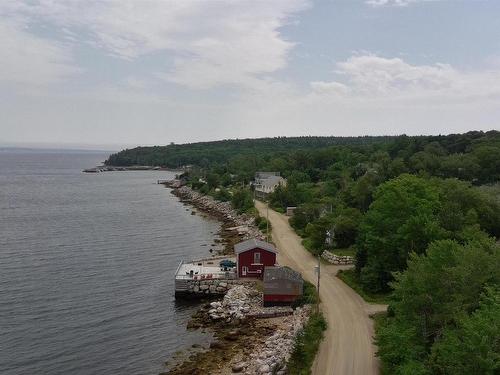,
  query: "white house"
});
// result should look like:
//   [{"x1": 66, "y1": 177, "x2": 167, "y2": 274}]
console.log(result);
[{"x1": 254, "y1": 172, "x2": 287, "y2": 199}]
